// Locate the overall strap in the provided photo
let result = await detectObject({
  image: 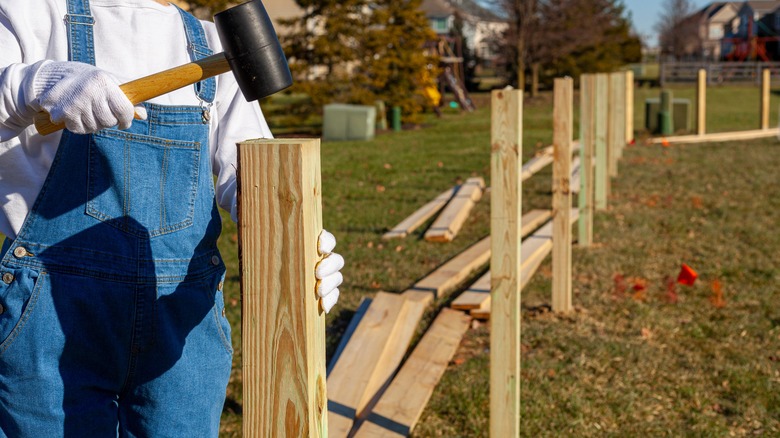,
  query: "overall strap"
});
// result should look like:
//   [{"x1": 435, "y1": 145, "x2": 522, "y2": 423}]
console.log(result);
[
  {"x1": 65, "y1": 0, "x2": 96, "y2": 64},
  {"x1": 175, "y1": 6, "x2": 216, "y2": 104}
]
